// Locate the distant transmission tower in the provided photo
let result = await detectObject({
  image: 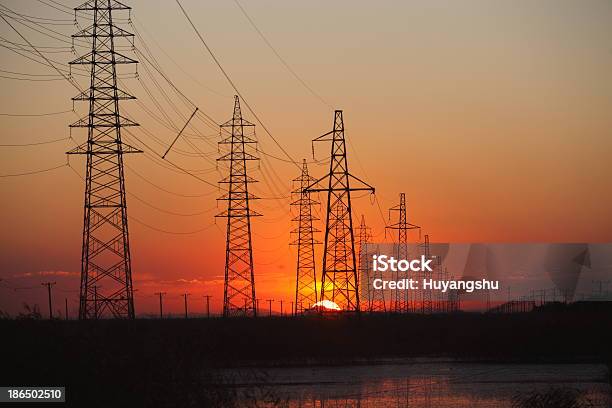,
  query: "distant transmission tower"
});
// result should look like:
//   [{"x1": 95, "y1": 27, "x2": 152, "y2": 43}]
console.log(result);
[
  {"x1": 306, "y1": 110, "x2": 374, "y2": 311},
  {"x1": 290, "y1": 160, "x2": 320, "y2": 314},
  {"x1": 370, "y1": 244, "x2": 386, "y2": 312},
  {"x1": 216, "y1": 96, "x2": 260, "y2": 317},
  {"x1": 386, "y1": 193, "x2": 419, "y2": 313},
  {"x1": 67, "y1": 0, "x2": 141, "y2": 319},
  {"x1": 420, "y1": 234, "x2": 433, "y2": 314},
  {"x1": 356, "y1": 215, "x2": 372, "y2": 311}
]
